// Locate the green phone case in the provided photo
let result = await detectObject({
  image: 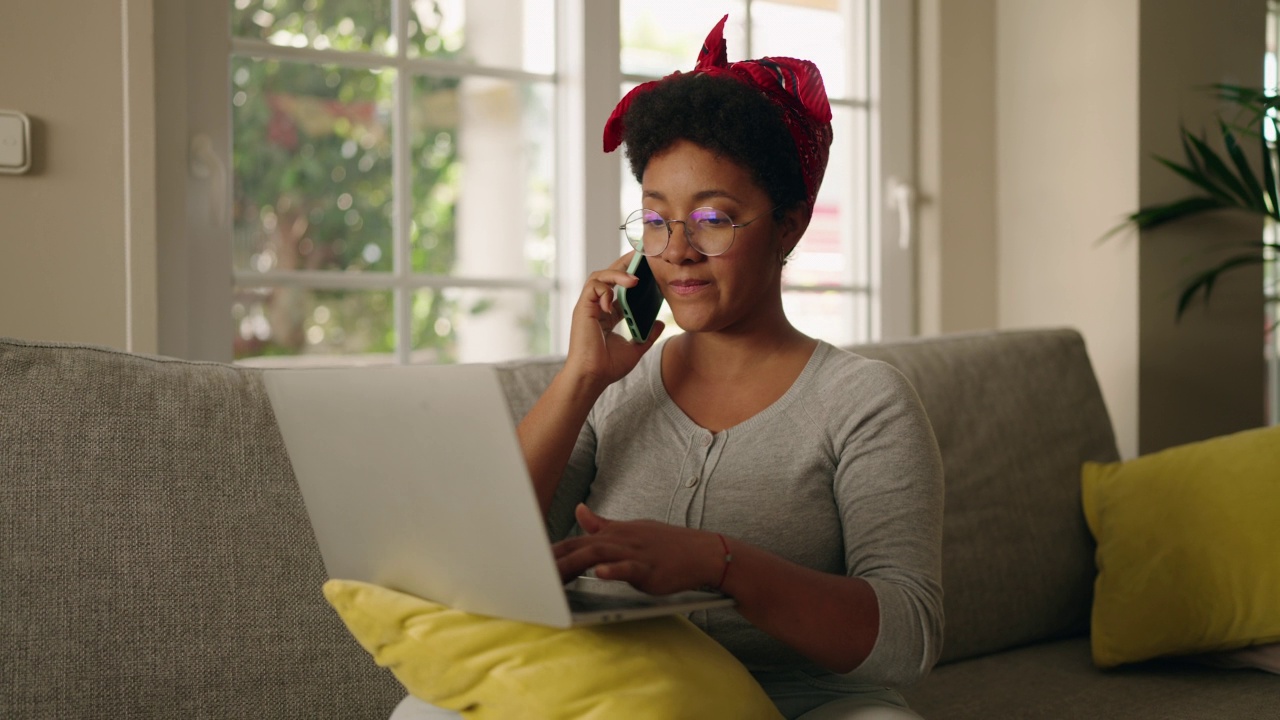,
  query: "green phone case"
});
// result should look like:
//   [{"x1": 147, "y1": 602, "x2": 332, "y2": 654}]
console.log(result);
[{"x1": 616, "y1": 253, "x2": 663, "y2": 343}]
